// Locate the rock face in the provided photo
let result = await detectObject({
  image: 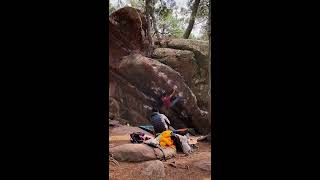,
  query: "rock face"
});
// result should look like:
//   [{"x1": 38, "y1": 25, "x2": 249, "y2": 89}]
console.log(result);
[
  {"x1": 152, "y1": 48, "x2": 197, "y2": 87},
  {"x1": 117, "y1": 53, "x2": 208, "y2": 133},
  {"x1": 152, "y1": 46, "x2": 209, "y2": 110},
  {"x1": 109, "y1": 70, "x2": 155, "y2": 126},
  {"x1": 109, "y1": 97, "x2": 120, "y2": 119},
  {"x1": 109, "y1": 120, "x2": 121, "y2": 127},
  {"x1": 109, "y1": 7, "x2": 210, "y2": 134},
  {"x1": 168, "y1": 39, "x2": 209, "y2": 111},
  {"x1": 155, "y1": 38, "x2": 209, "y2": 76},
  {"x1": 168, "y1": 39, "x2": 209, "y2": 60},
  {"x1": 109, "y1": 7, "x2": 150, "y2": 68}
]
